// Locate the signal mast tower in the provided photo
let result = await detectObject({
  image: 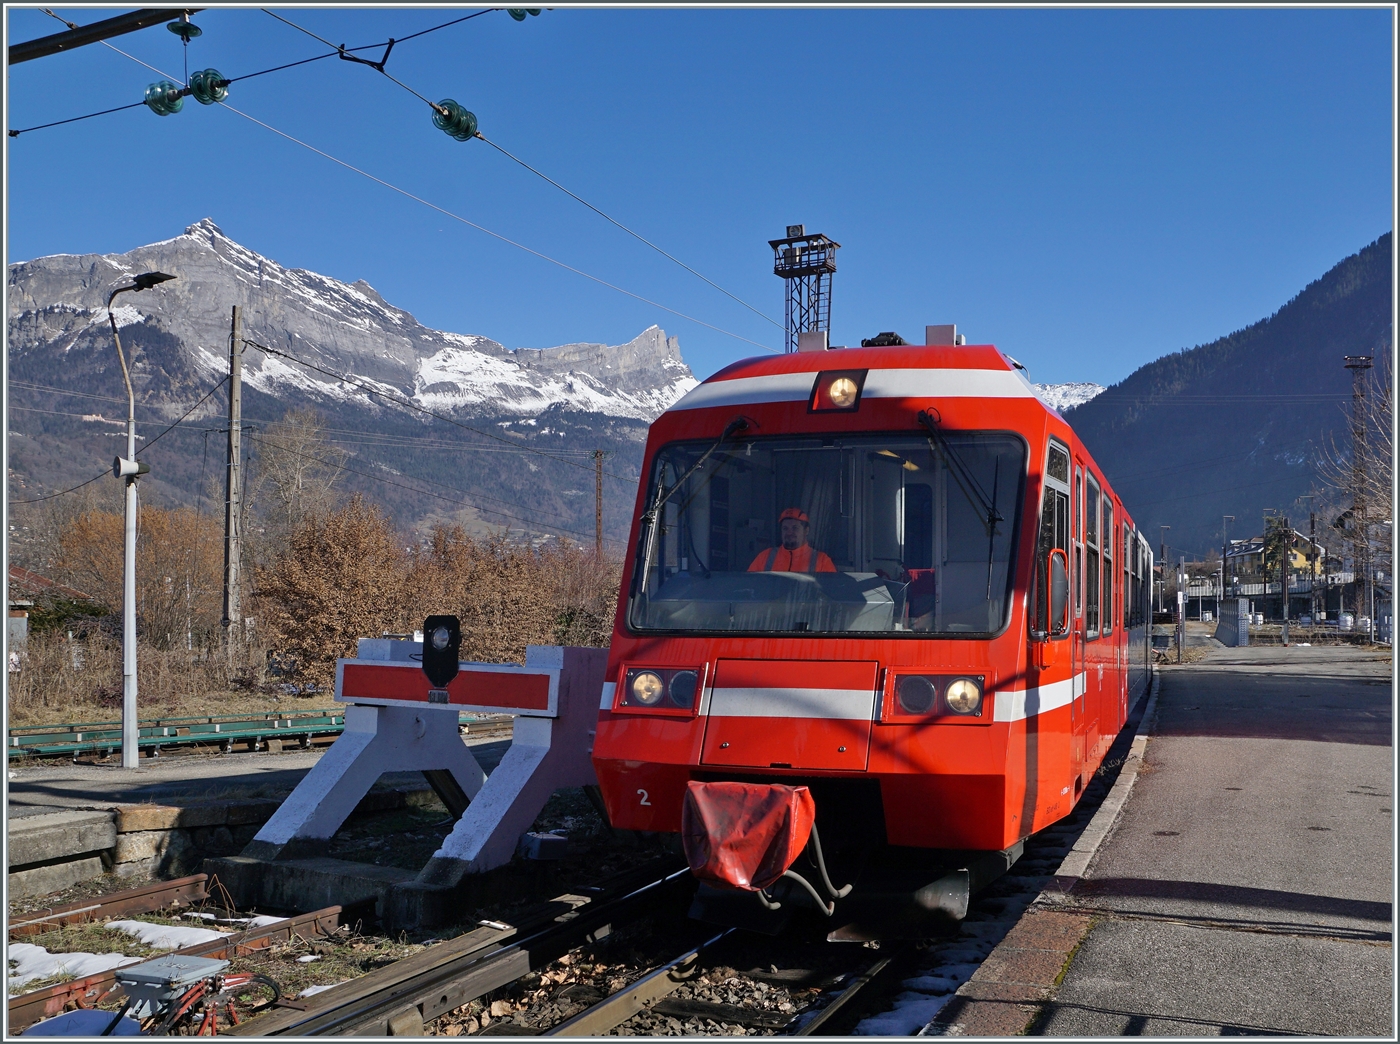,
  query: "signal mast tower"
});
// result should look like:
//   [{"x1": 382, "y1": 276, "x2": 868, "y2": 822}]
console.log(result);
[{"x1": 770, "y1": 225, "x2": 839, "y2": 353}]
